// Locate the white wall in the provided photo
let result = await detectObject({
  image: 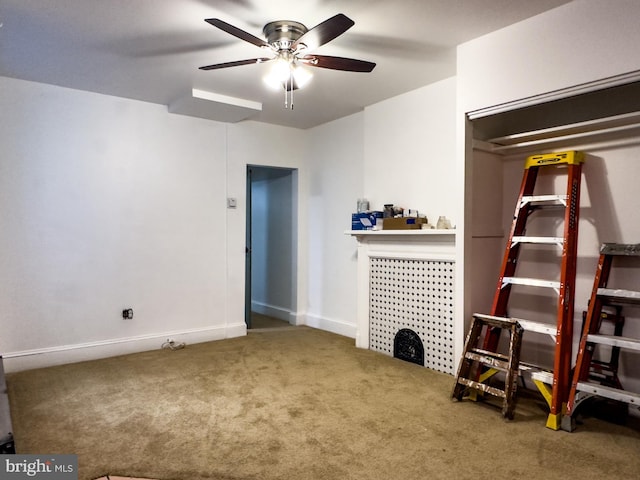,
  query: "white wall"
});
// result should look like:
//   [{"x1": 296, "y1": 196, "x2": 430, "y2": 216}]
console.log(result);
[
  {"x1": 305, "y1": 78, "x2": 459, "y2": 338},
  {"x1": 0, "y1": 76, "x2": 234, "y2": 370},
  {"x1": 457, "y1": 0, "x2": 640, "y2": 113},
  {"x1": 364, "y1": 77, "x2": 457, "y2": 225},
  {"x1": 306, "y1": 112, "x2": 365, "y2": 337}
]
